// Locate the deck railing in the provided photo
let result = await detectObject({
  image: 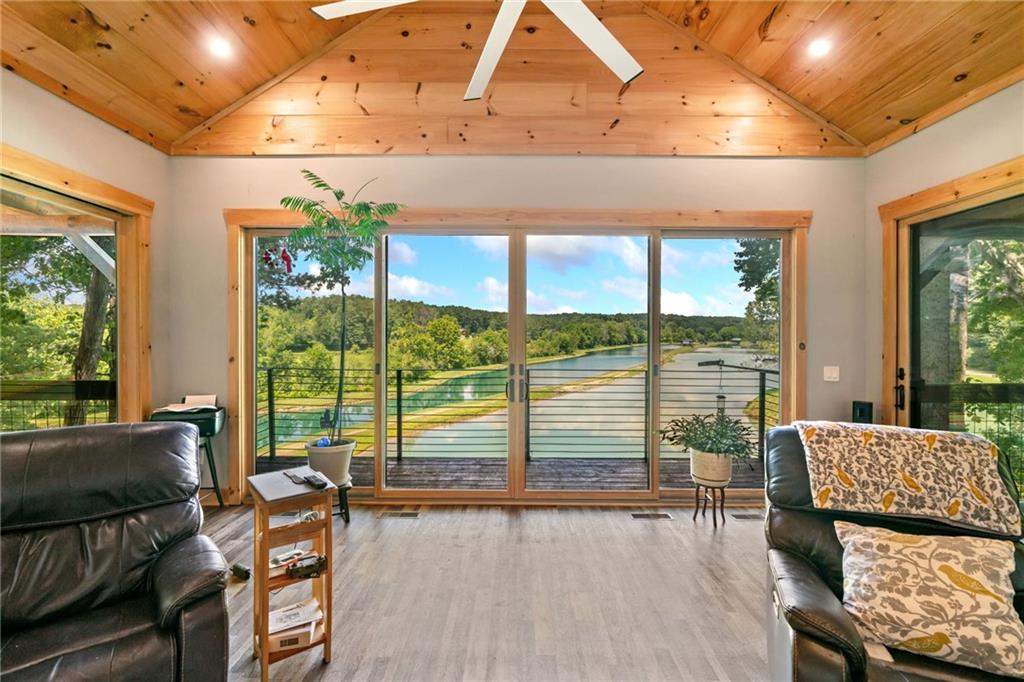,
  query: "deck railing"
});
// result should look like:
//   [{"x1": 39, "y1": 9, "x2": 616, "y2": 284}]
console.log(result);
[
  {"x1": 0, "y1": 379, "x2": 117, "y2": 432},
  {"x1": 255, "y1": 362, "x2": 781, "y2": 462}
]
